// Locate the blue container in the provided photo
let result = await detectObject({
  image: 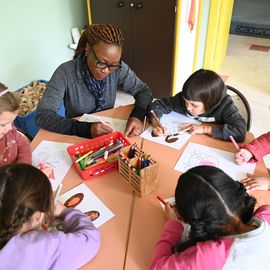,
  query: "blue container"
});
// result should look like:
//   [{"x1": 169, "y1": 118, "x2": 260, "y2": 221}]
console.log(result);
[{"x1": 14, "y1": 80, "x2": 65, "y2": 139}]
